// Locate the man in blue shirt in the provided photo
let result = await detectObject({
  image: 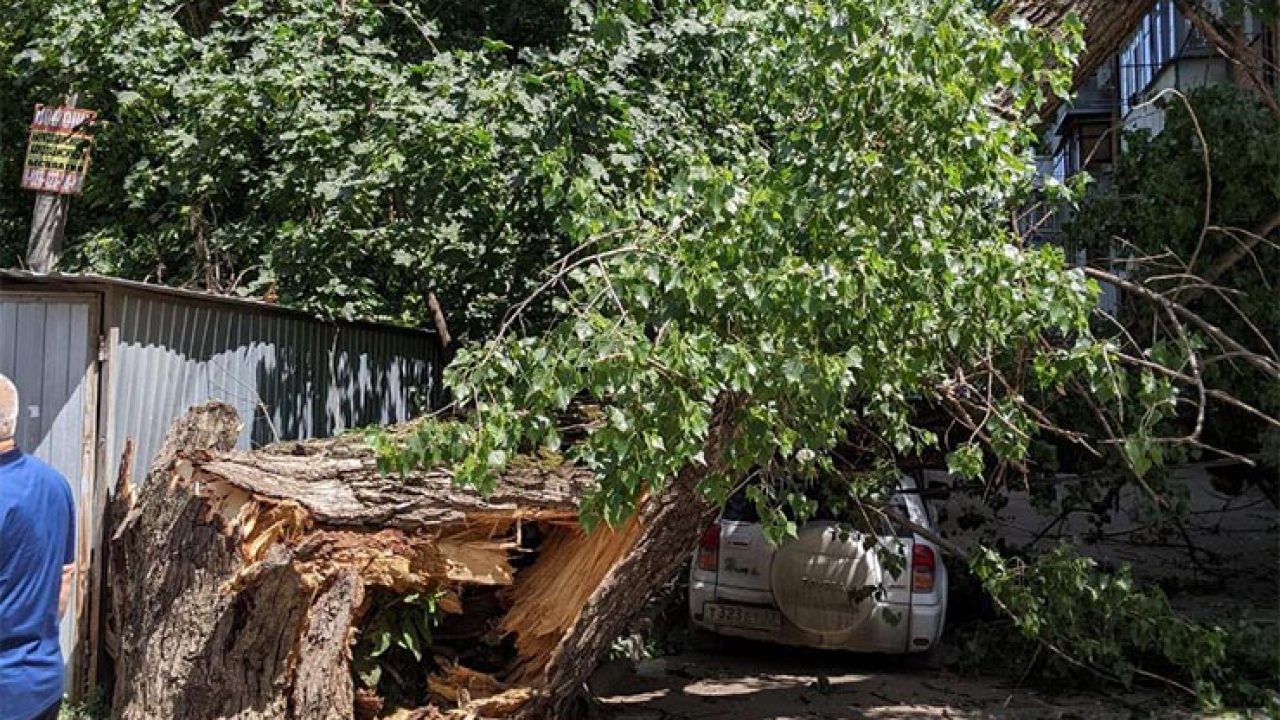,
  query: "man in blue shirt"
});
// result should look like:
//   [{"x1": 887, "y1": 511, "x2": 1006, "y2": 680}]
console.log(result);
[{"x1": 0, "y1": 374, "x2": 76, "y2": 720}]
